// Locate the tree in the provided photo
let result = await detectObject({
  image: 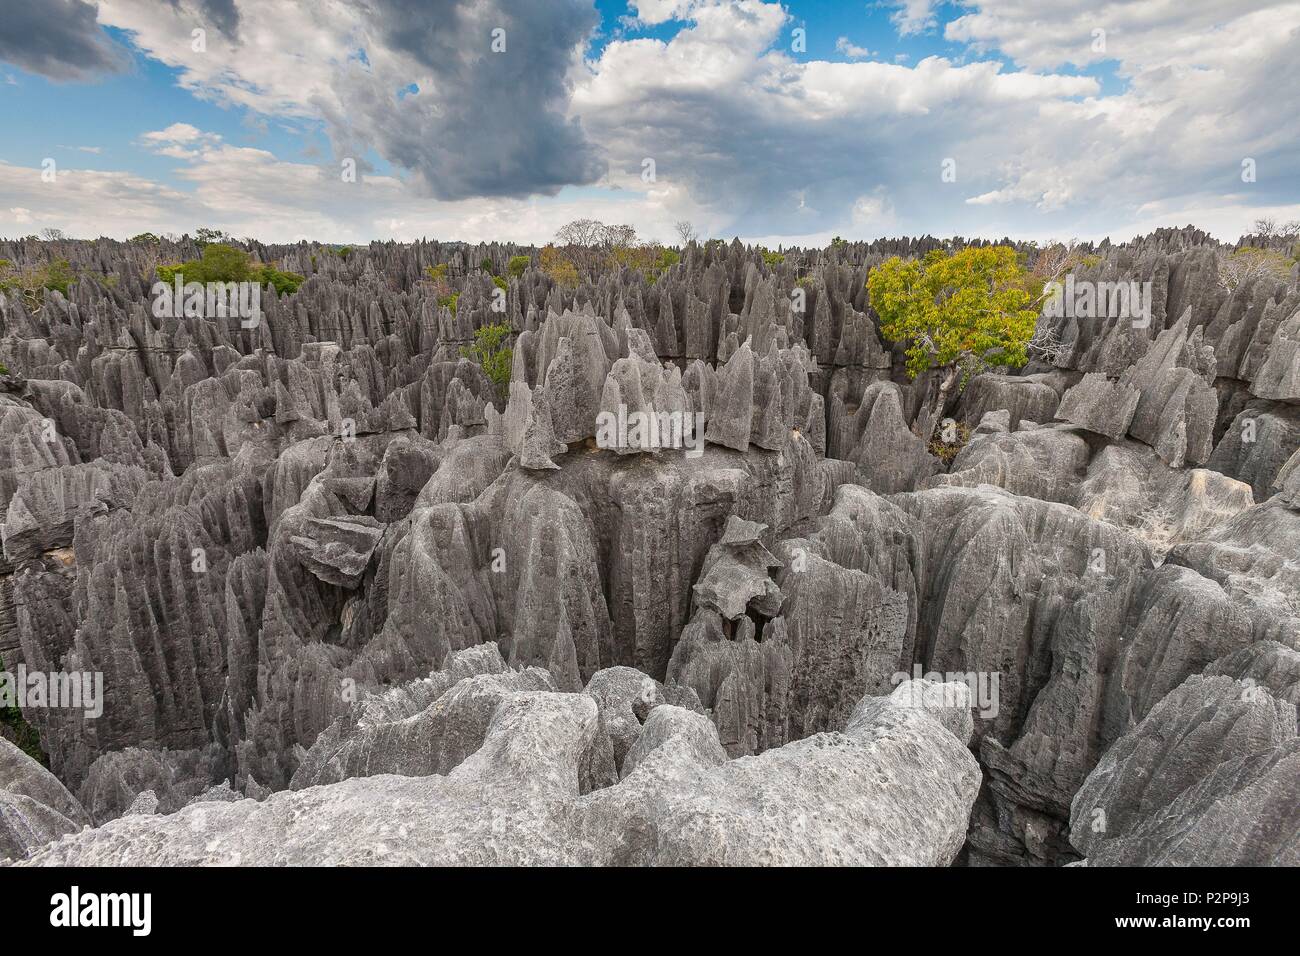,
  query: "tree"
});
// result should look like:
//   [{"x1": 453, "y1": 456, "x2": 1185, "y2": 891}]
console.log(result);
[
  {"x1": 540, "y1": 244, "x2": 579, "y2": 288},
  {"x1": 39, "y1": 227, "x2": 66, "y2": 241},
  {"x1": 867, "y1": 246, "x2": 1038, "y2": 441},
  {"x1": 460, "y1": 322, "x2": 513, "y2": 397},
  {"x1": 129, "y1": 232, "x2": 161, "y2": 244},
  {"x1": 1218, "y1": 246, "x2": 1292, "y2": 291},
  {"x1": 194, "y1": 226, "x2": 232, "y2": 246},
  {"x1": 507, "y1": 254, "x2": 531, "y2": 278},
  {"x1": 1252, "y1": 217, "x2": 1300, "y2": 242},
  {"x1": 0, "y1": 258, "x2": 76, "y2": 309},
  {"x1": 554, "y1": 218, "x2": 607, "y2": 248},
  {"x1": 552, "y1": 219, "x2": 642, "y2": 280},
  {"x1": 156, "y1": 243, "x2": 304, "y2": 295},
  {"x1": 674, "y1": 220, "x2": 699, "y2": 246}
]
